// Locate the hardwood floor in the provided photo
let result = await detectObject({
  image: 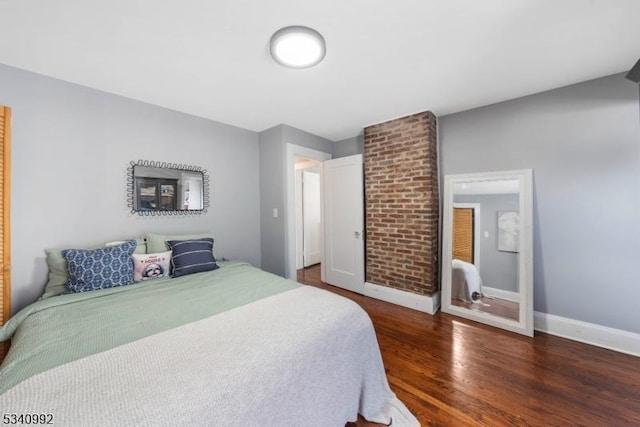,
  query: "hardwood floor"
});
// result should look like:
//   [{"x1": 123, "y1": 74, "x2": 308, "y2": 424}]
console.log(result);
[
  {"x1": 297, "y1": 265, "x2": 640, "y2": 426},
  {"x1": 451, "y1": 296, "x2": 519, "y2": 321}
]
